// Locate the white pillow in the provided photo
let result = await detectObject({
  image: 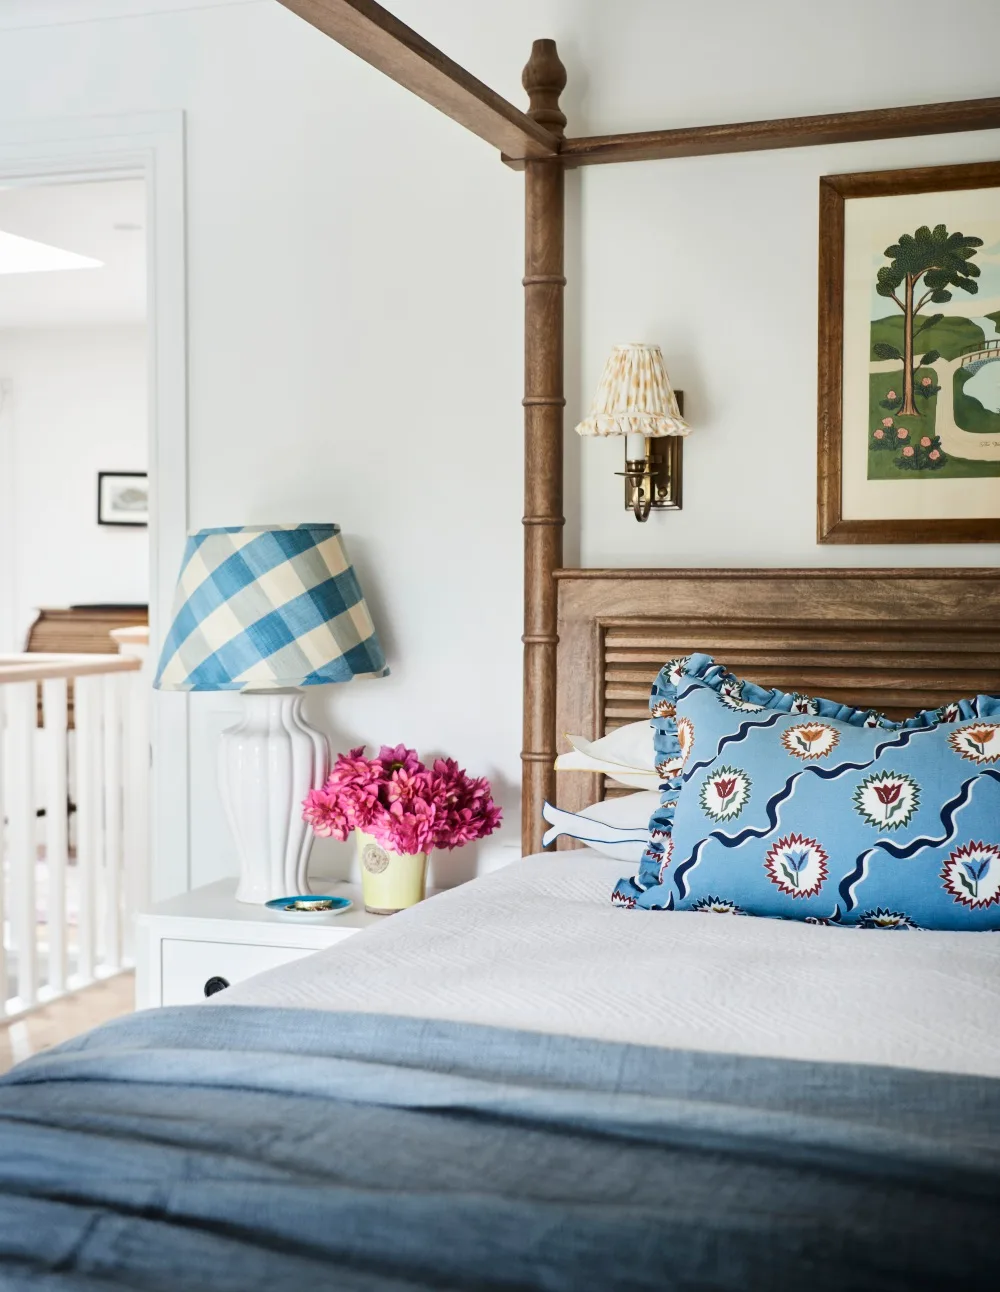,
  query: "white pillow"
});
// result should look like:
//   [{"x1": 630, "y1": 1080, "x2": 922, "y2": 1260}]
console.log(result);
[
  {"x1": 541, "y1": 791, "x2": 658, "y2": 863},
  {"x1": 553, "y1": 719, "x2": 658, "y2": 789}
]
